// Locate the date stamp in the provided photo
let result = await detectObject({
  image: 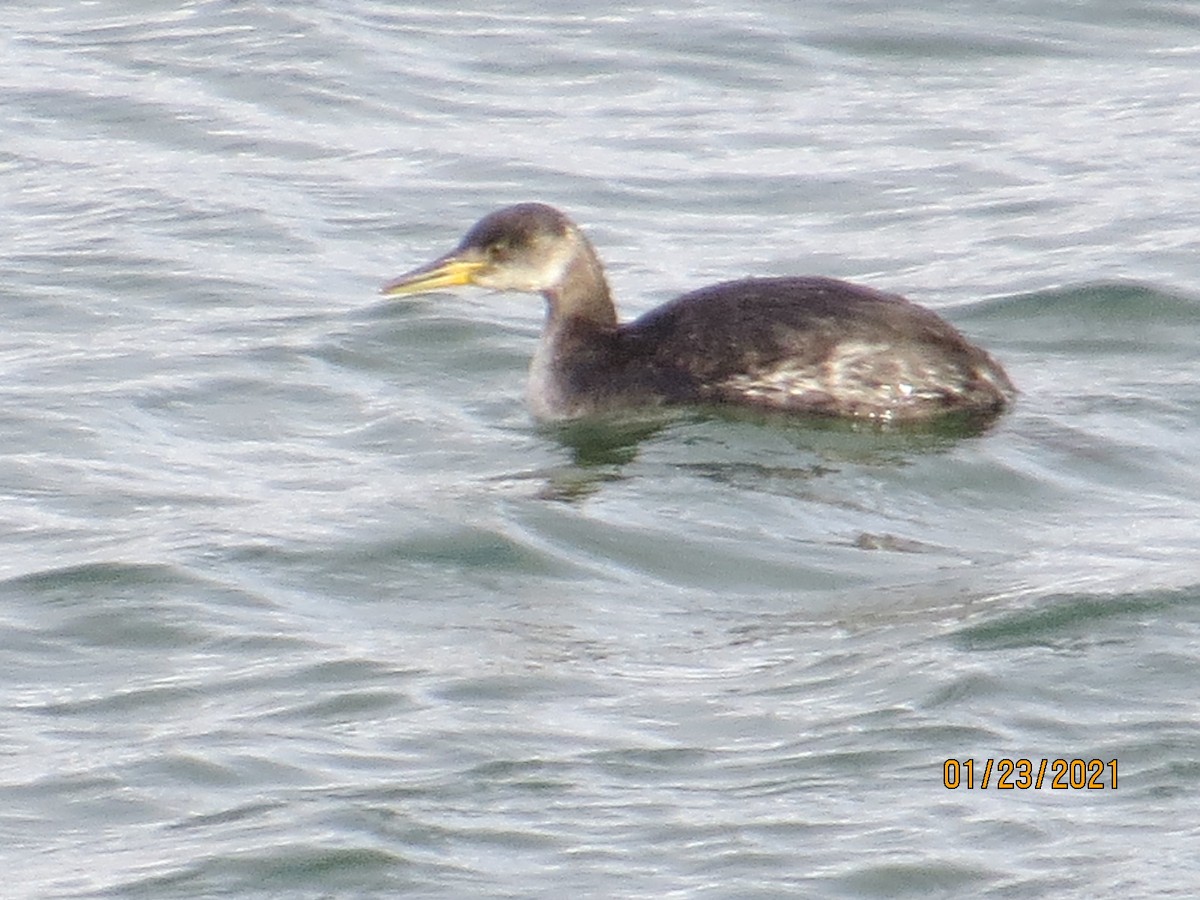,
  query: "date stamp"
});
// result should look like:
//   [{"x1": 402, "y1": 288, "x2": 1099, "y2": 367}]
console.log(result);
[{"x1": 943, "y1": 758, "x2": 1117, "y2": 790}]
